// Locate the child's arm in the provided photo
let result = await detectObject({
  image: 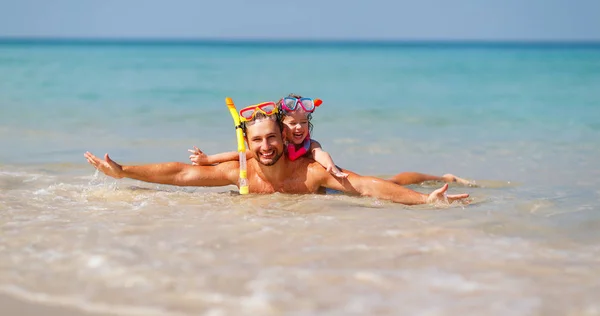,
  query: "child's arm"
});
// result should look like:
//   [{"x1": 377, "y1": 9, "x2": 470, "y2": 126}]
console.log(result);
[
  {"x1": 310, "y1": 140, "x2": 348, "y2": 178},
  {"x1": 188, "y1": 146, "x2": 253, "y2": 165}
]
